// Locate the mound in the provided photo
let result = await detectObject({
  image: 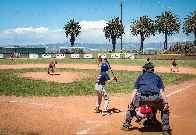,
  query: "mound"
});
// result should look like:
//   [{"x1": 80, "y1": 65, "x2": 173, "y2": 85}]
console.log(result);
[{"x1": 17, "y1": 72, "x2": 89, "y2": 83}]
